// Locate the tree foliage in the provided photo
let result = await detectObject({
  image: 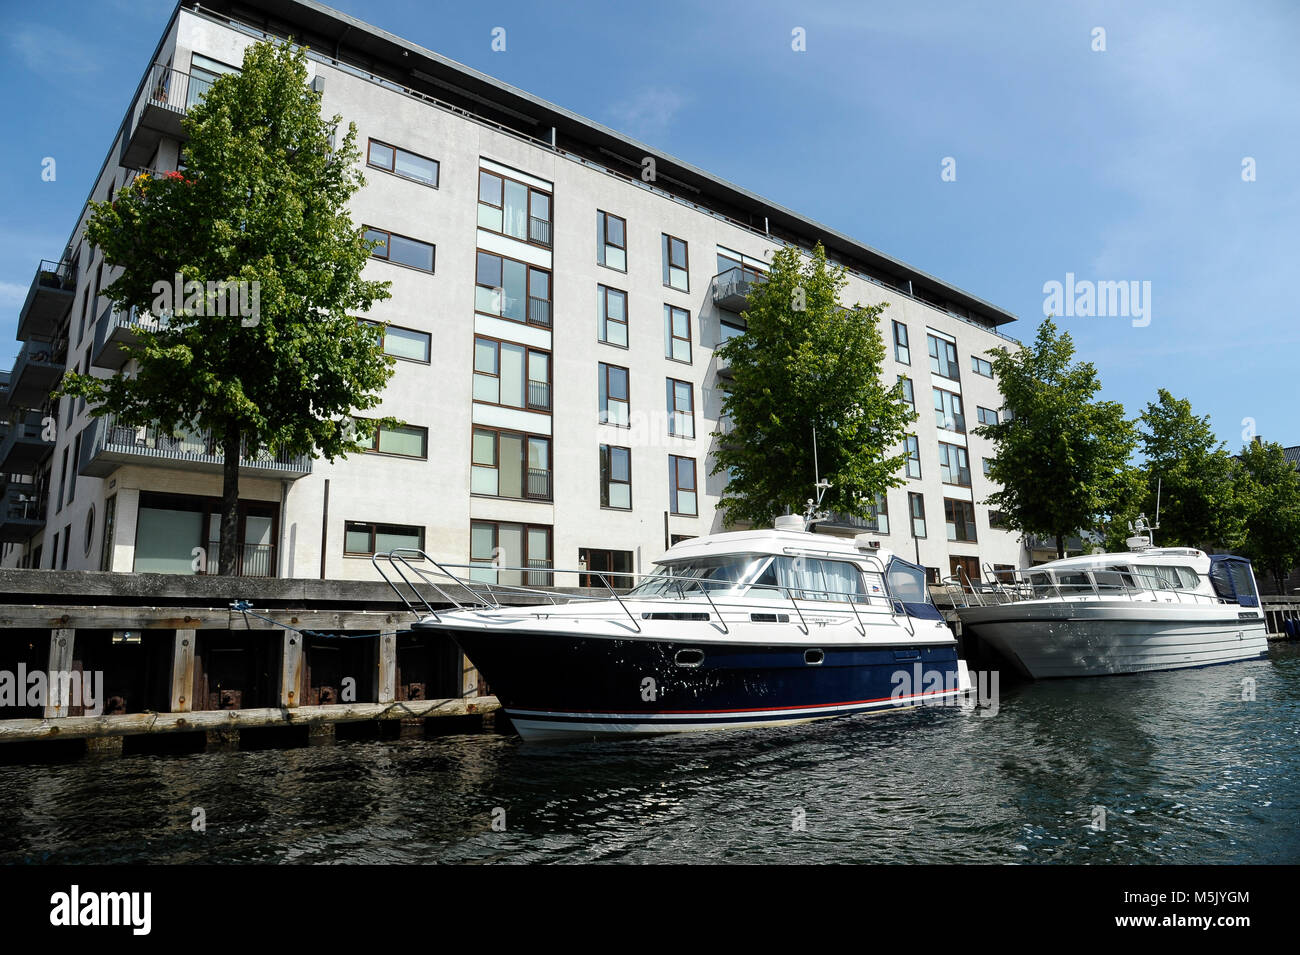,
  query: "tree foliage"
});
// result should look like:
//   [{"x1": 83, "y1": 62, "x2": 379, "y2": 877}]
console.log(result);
[
  {"x1": 711, "y1": 244, "x2": 915, "y2": 527},
  {"x1": 1235, "y1": 440, "x2": 1300, "y2": 593},
  {"x1": 974, "y1": 319, "x2": 1141, "y2": 559},
  {"x1": 59, "y1": 41, "x2": 395, "y2": 574}
]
